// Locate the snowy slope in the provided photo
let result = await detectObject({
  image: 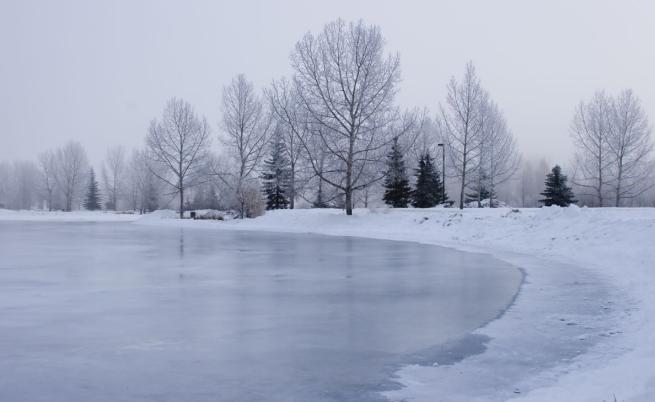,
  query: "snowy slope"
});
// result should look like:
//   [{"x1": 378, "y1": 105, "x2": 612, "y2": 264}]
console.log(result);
[{"x1": 135, "y1": 206, "x2": 655, "y2": 402}]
